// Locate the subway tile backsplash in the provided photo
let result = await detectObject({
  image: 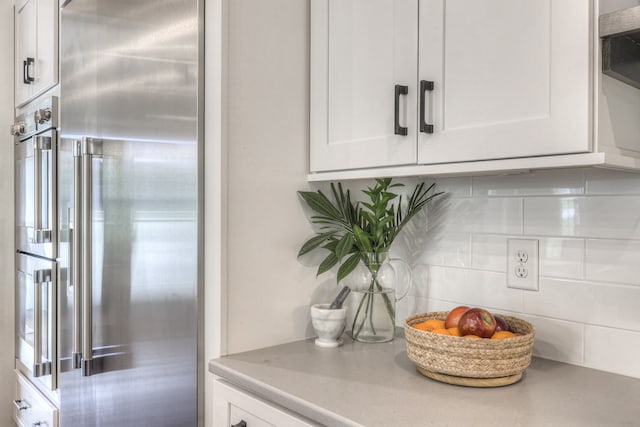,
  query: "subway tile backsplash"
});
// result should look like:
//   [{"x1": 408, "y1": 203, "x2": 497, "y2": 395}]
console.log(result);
[
  {"x1": 524, "y1": 196, "x2": 640, "y2": 238},
  {"x1": 395, "y1": 168, "x2": 640, "y2": 379},
  {"x1": 585, "y1": 239, "x2": 640, "y2": 285}
]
